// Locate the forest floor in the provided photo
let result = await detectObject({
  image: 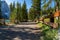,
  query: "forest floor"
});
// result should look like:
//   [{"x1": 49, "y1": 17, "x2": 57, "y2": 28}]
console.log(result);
[{"x1": 0, "y1": 22, "x2": 43, "y2": 40}]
